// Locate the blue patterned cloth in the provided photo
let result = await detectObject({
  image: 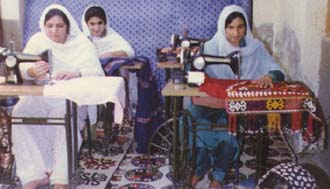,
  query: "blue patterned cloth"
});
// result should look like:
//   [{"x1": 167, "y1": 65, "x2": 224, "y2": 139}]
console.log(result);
[
  {"x1": 101, "y1": 56, "x2": 162, "y2": 154},
  {"x1": 24, "y1": 0, "x2": 251, "y2": 89}
]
